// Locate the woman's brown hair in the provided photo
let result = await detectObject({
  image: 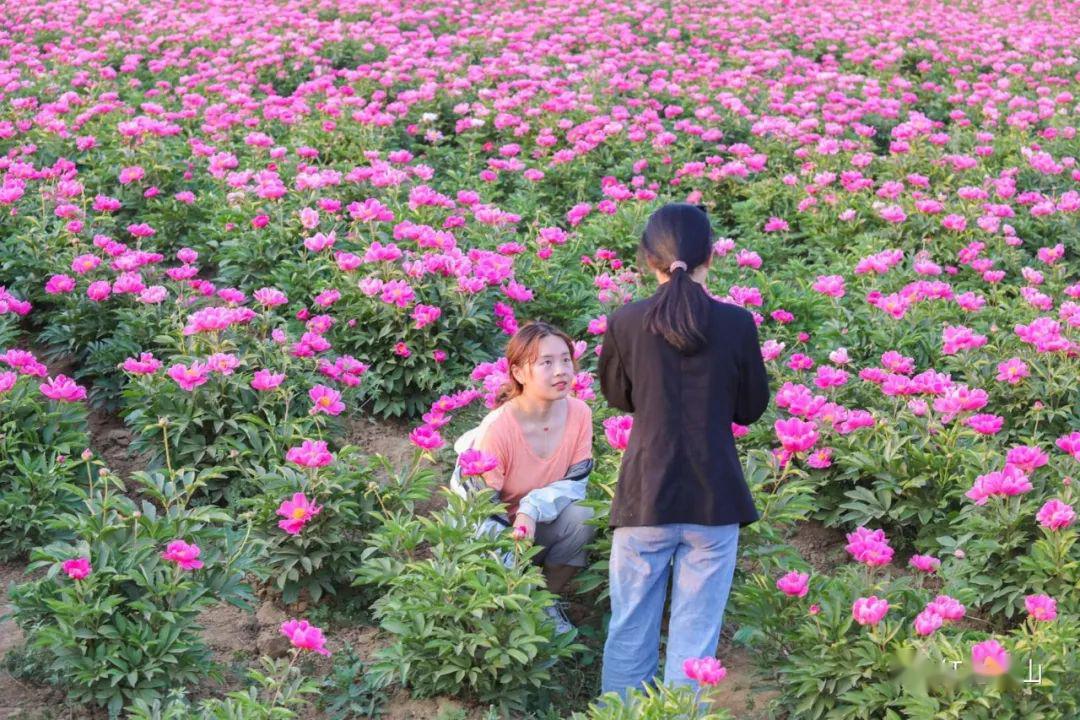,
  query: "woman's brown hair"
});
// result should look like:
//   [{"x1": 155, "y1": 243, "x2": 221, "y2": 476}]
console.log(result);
[{"x1": 495, "y1": 321, "x2": 578, "y2": 406}]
